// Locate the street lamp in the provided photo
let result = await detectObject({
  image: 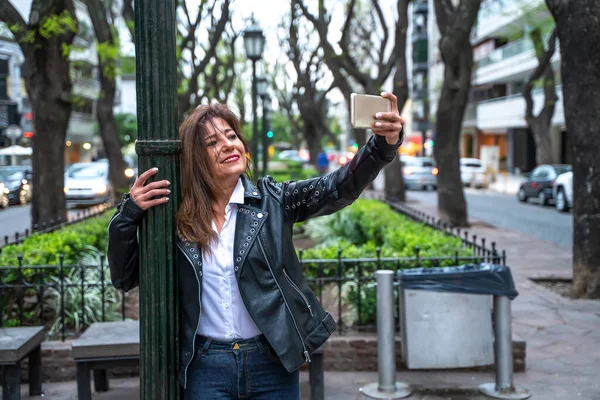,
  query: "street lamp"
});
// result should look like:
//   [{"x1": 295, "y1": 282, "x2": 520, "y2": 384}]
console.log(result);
[{"x1": 243, "y1": 16, "x2": 265, "y2": 179}]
